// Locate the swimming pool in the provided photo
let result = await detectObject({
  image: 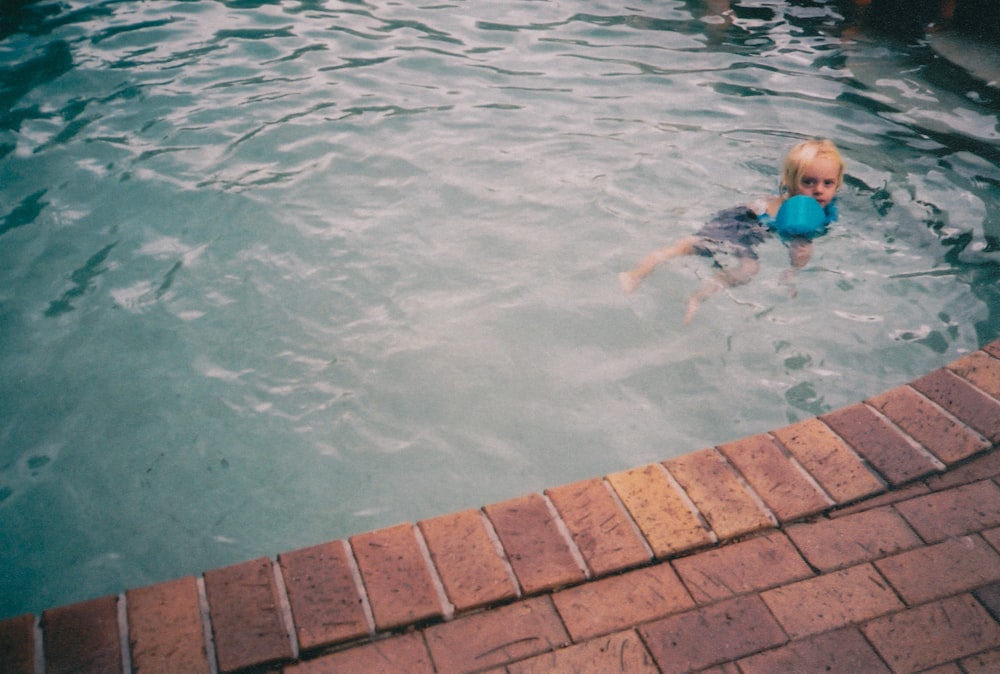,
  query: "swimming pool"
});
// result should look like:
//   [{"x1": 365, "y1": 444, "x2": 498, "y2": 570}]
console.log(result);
[{"x1": 1, "y1": 0, "x2": 998, "y2": 619}]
